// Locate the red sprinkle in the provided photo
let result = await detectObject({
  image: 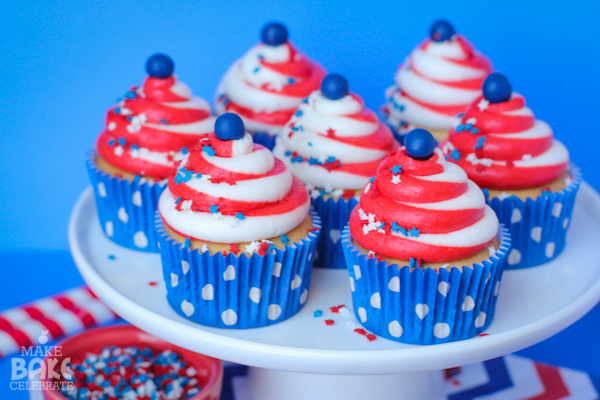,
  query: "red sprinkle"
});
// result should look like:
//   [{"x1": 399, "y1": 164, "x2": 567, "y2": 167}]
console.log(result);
[
  {"x1": 229, "y1": 243, "x2": 241, "y2": 255},
  {"x1": 341, "y1": 189, "x2": 356, "y2": 200},
  {"x1": 148, "y1": 282, "x2": 157, "y2": 286},
  {"x1": 329, "y1": 305, "x2": 345, "y2": 313},
  {"x1": 325, "y1": 319, "x2": 334, "y2": 325},
  {"x1": 354, "y1": 328, "x2": 367, "y2": 336},
  {"x1": 366, "y1": 334, "x2": 377, "y2": 341},
  {"x1": 309, "y1": 227, "x2": 320, "y2": 232},
  {"x1": 478, "y1": 333, "x2": 489, "y2": 337}
]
